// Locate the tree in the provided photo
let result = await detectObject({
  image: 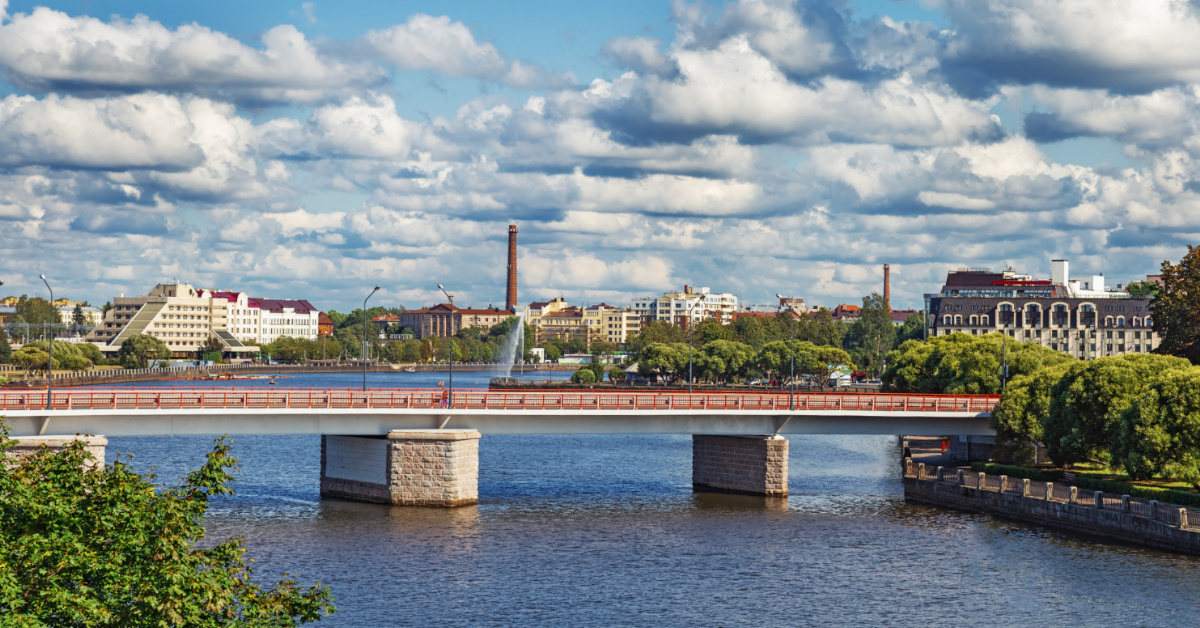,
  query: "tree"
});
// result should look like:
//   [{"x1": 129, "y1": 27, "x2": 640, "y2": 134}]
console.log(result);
[
  {"x1": 571, "y1": 368, "x2": 597, "y2": 384},
  {"x1": 0, "y1": 428, "x2": 335, "y2": 624},
  {"x1": 1152, "y1": 245, "x2": 1200, "y2": 363},
  {"x1": 1043, "y1": 354, "x2": 1192, "y2": 467},
  {"x1": 628, "y1": 321, "x2": 686, "y2": 350},
  {"x1": 636, "y1": 343, "x2": 690, "y2": 381},
  {"x1": 117, "y1": 334, "x2": 171, "y2": 369},
  {"x1": 1125, "y1": 280, "x2": 1160, "y2": 299},
  {"x1": 842, "y1": 293, "x2": 895, "y2": 377},
  {"x1": 12, "y1": 347, "x2": 51, "y2": 375},
  {"x1": 543, "y1": 344, "x2": 562, "y2": 362},
  {"x1": 695, "y1": 340, "x2": 756, "y2": 385},
  {"x1": 101, "y1": 301, "x2": 113, "y2": 317},
  {"x1": 797, "y1": 307, "x2": 842, "y2": 347},
  {"x1": 894, "y1": 313, "x2": 925, "y2": 347},
  {"x1": 0, "y1": 325, "x2": 10, "y2": 363},
  {"x1": 14, "y1": 297, "x2": 58, "y2": 329},
  {"x1": 1117, "y1": 369, "x2": 1200, "y2": 485},
  {"x1": 695, "y1": 318, "x2": 733, "y2": 345},
  {"x1": 882, "y1": 333, "x2": 1074, "y2": 394},
  {"x1": 609, "y1": 366, "x2": 626, "y2": 381},
  {"x1": 990, "y1": 362, "x2": 1076, "y2": 463}
]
